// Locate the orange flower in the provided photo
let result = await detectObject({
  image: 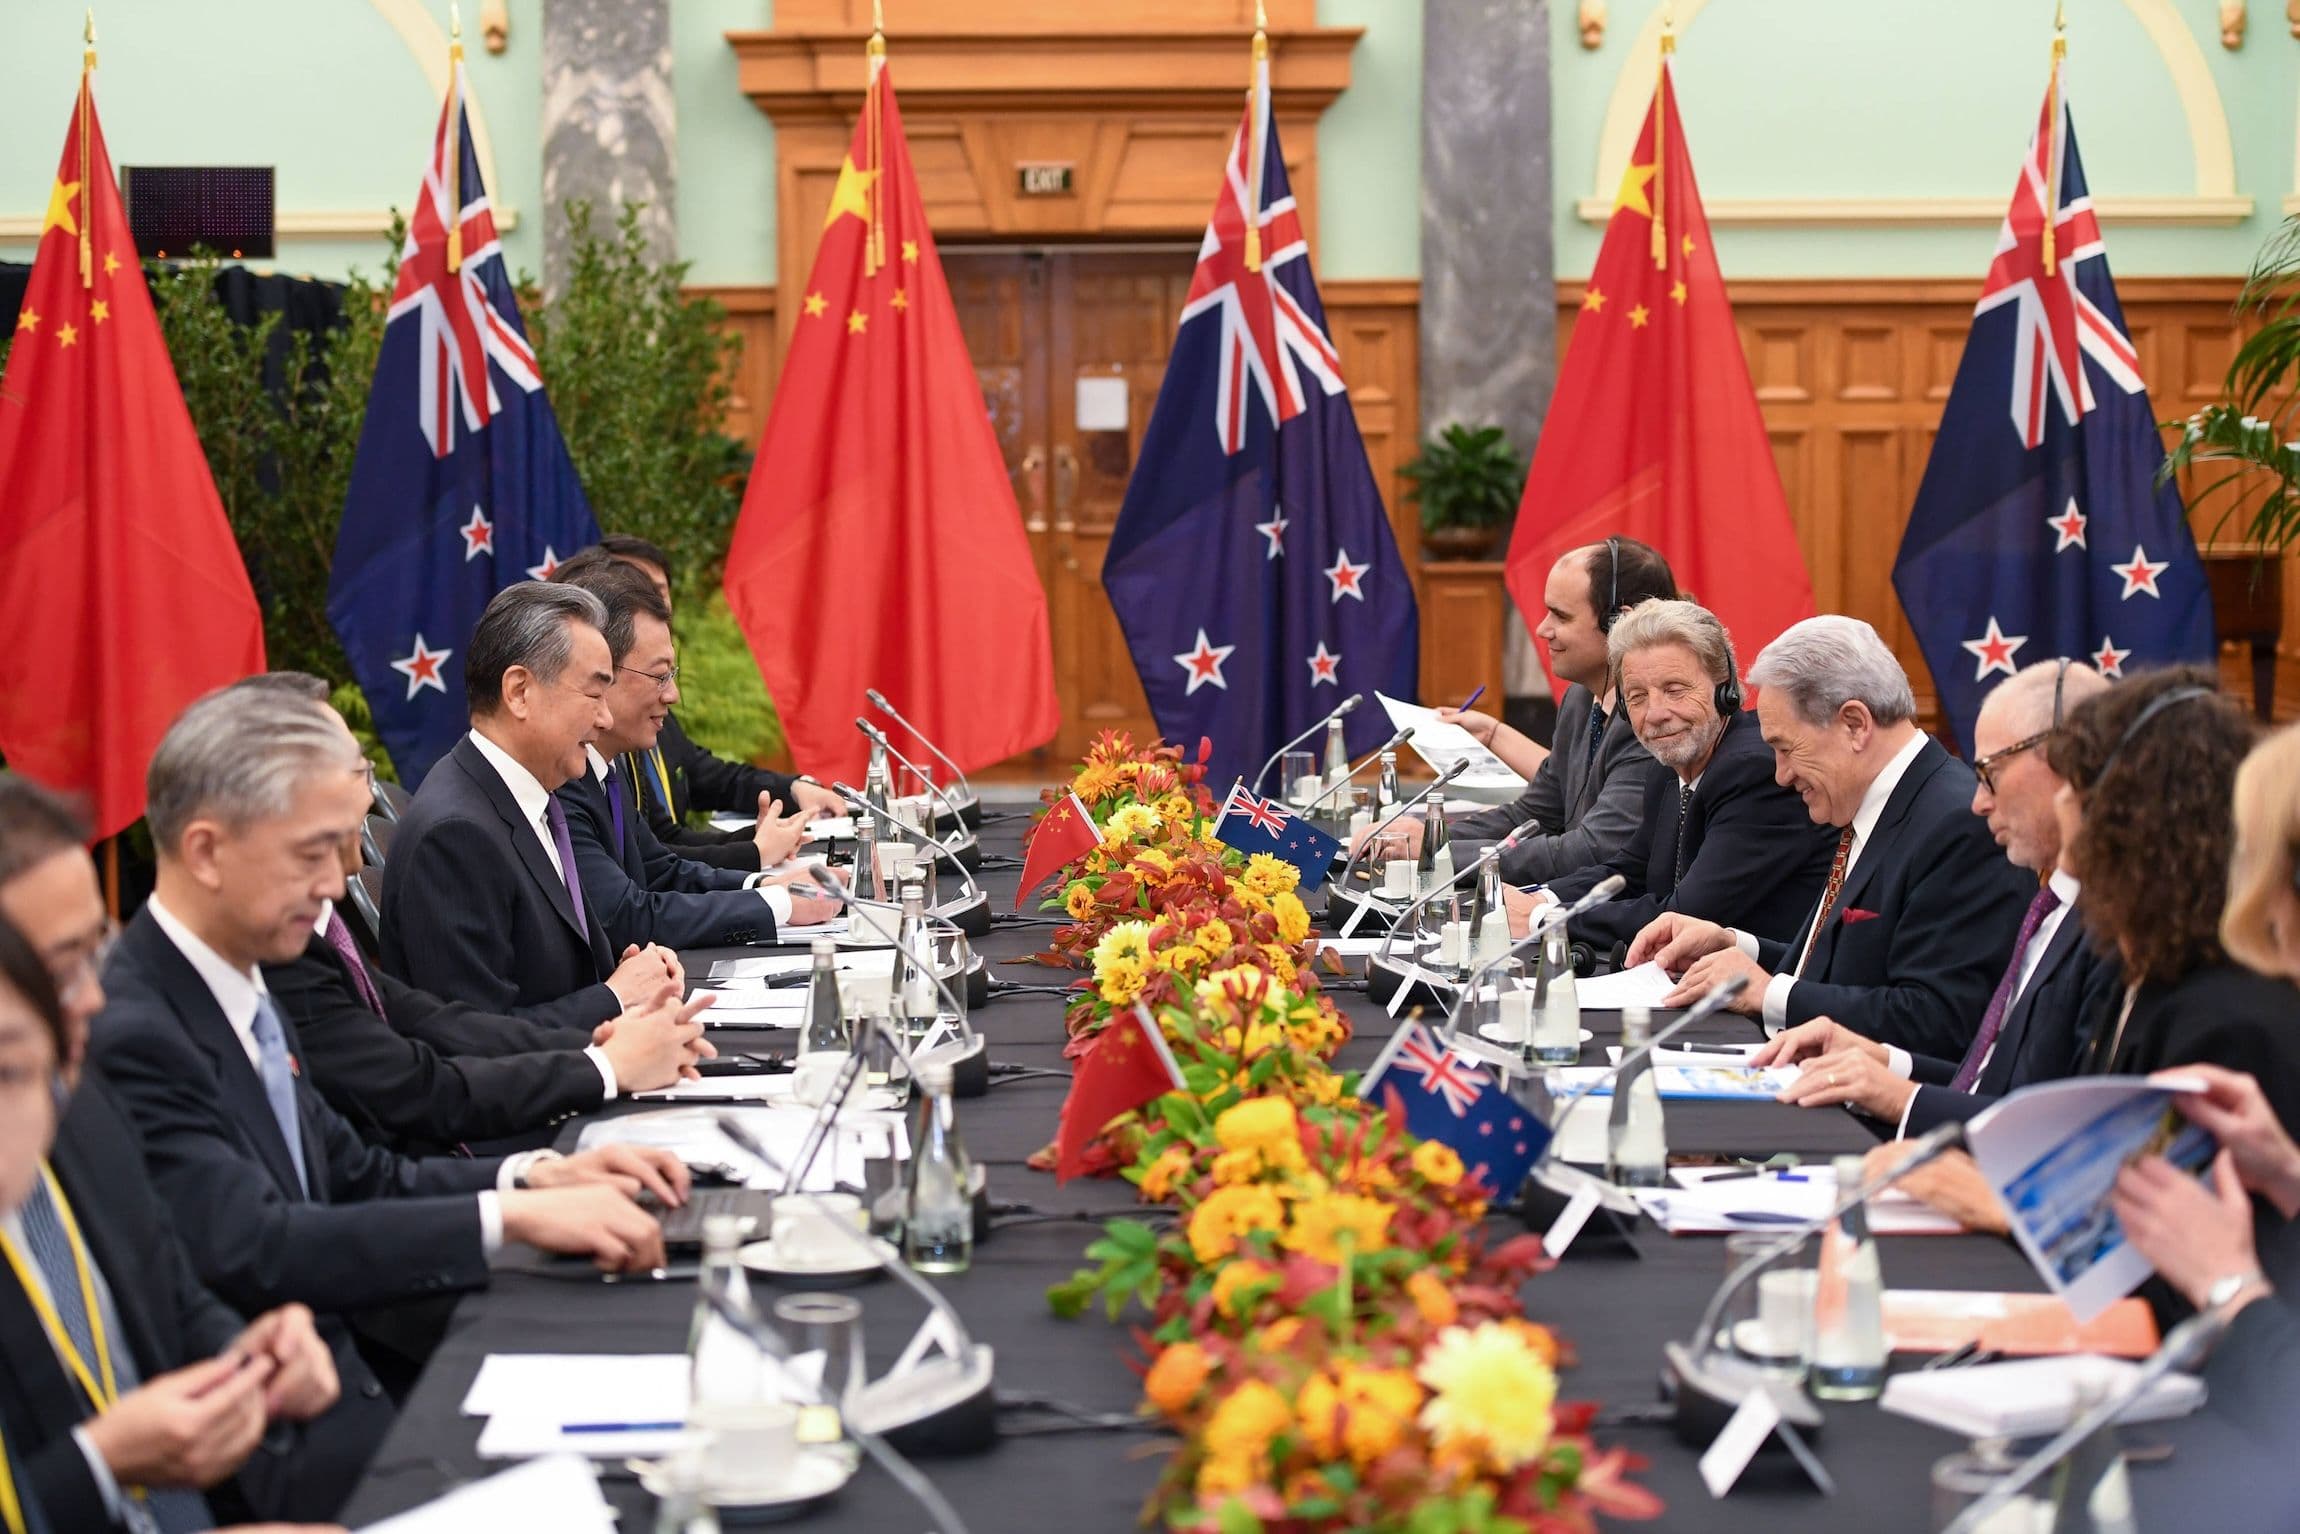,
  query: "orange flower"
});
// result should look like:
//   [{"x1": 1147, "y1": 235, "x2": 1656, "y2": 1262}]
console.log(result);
[
  {"x1": 1186, "y1": 1185, "x2": 1285, "y2": 1263},
  {"x1": 1406, "y1": 1268, "x2": 1459, "y2": 1328},
  {"x1": 1143, "y1": 1341, "x2": 1212, "y2": 1416},
  {"x1": 1211, "y1": 1258, "x2": 1275, "y2": 1318},
  {"x1": 1138, "y1": 1145, "x2": 1192, "y2": 1203}
]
